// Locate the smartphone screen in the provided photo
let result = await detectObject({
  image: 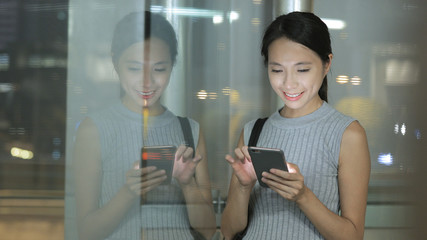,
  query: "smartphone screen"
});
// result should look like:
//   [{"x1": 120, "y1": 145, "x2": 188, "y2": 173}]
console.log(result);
[
  {"x1": 141, "y1": 145, "x2": 176, "y2": 185},
  {"x1": 248, "y1": 146, "x2": 288, "y2": 188}
]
